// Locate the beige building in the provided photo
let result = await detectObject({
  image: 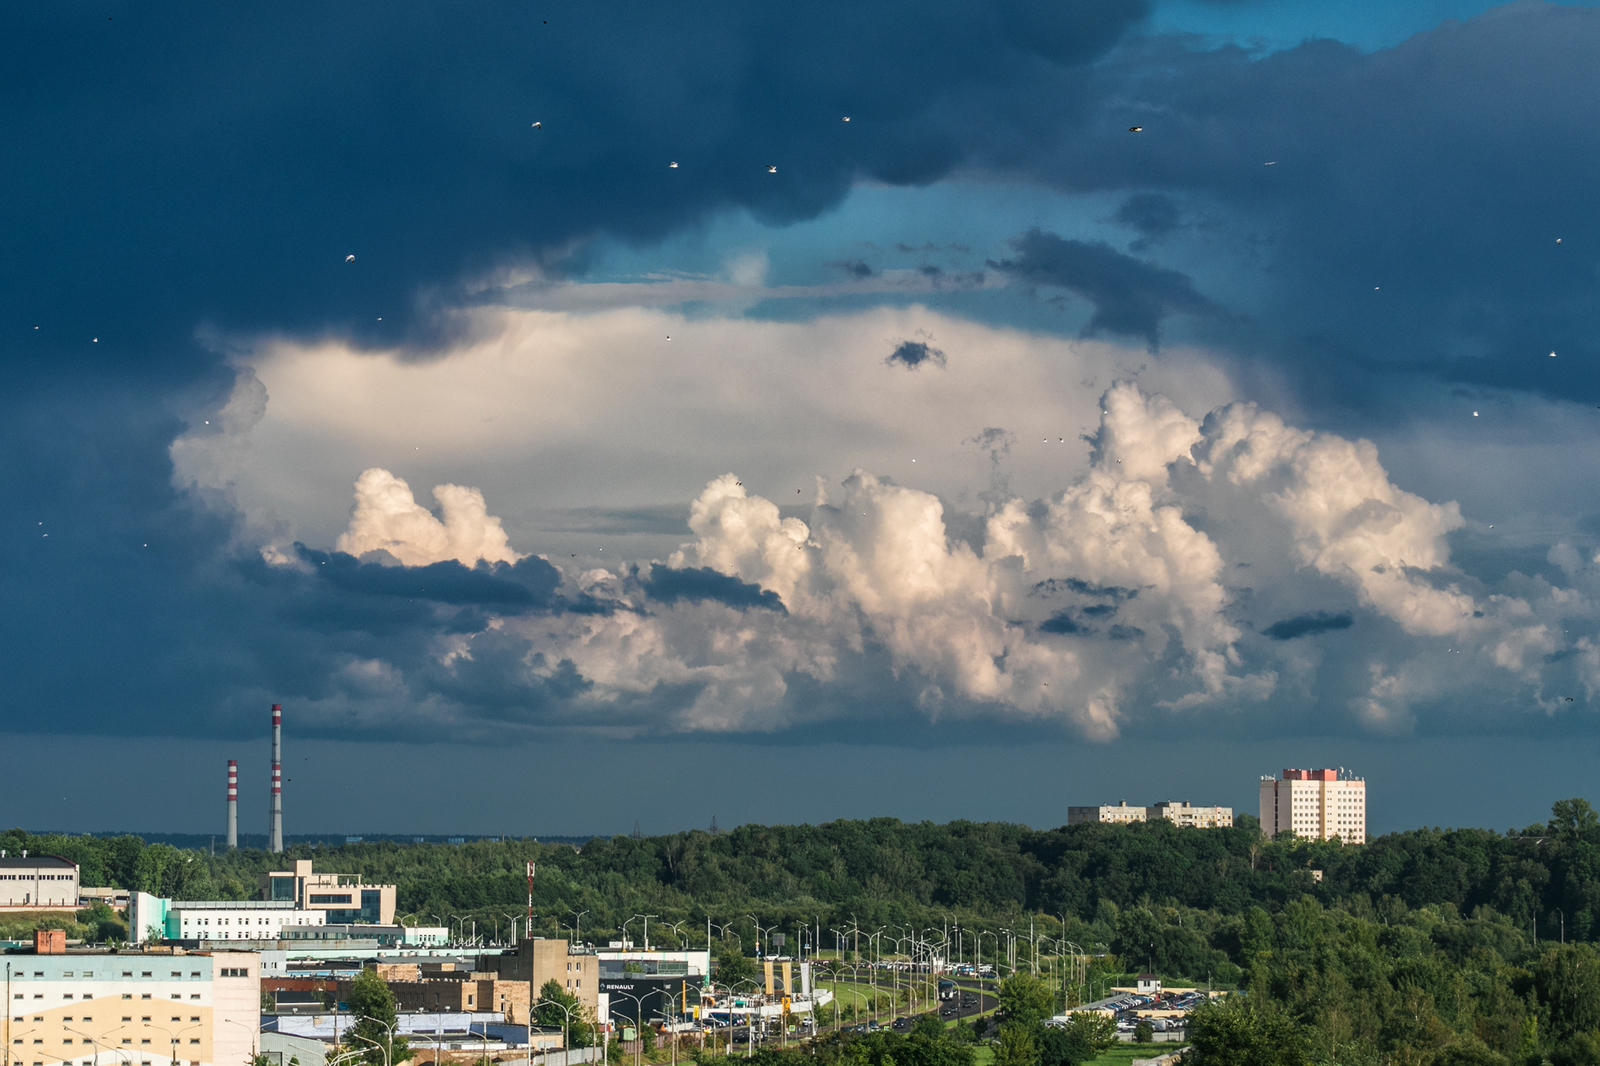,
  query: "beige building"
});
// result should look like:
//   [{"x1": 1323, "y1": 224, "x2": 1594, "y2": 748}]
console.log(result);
[
  {"x1": 0, "y1": 947, "x2": 259, "y2": 1066},
  {"x1": 1067, "y1": 801, "x2": 1233, "y2": 828},
  {"x1": 486, "y1": 939, "x2": 598, "y2": 1018},
  {"x1": 1148, "y1": 802, "x2": 1233, "y2": 828},
  {"x1": 258, "y1": 859, "x2": 396, "y2": 925},
  {"x1": 1259, "y1": 768, "x2": 1366, "y2": 842}
]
